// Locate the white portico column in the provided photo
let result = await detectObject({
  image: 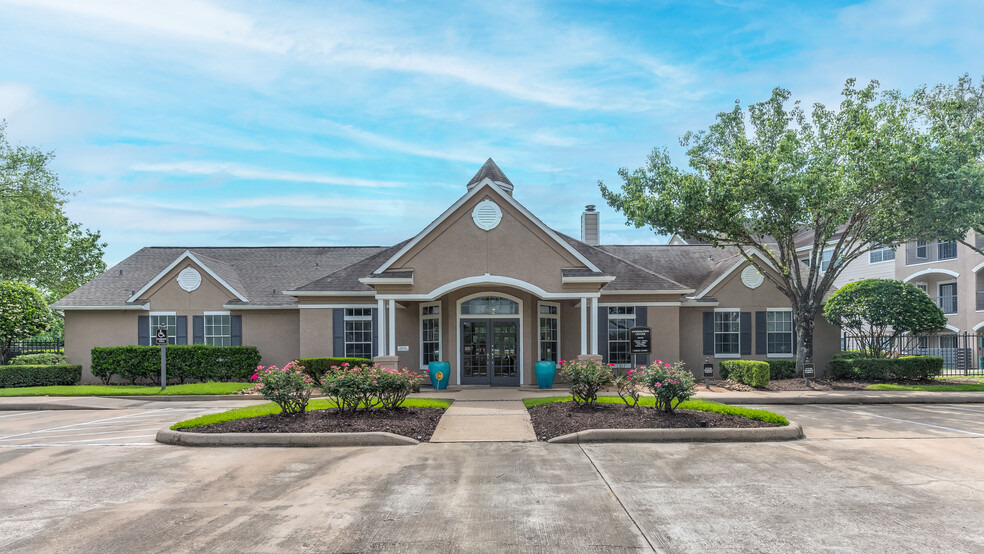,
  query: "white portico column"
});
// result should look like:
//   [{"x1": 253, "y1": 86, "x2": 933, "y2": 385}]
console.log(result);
[
  {"x1": 377, "y1": 299, "x2": 386, "y2": 356},
  {"x1": 580, "y1": 297, "x2": 588, "y2": 355},
  {"x1": 387, "y1": 299, "x2": 396, "y2": 357},
  {"x1": 590, "y1": 297, "x2": 599, "y2": 355}
]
